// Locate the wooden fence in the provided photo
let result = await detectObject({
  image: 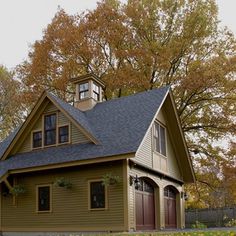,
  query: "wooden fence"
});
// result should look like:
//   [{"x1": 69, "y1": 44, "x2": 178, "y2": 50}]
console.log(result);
[{"x1": 185, "y1": 206, "x2": 236, "y2": 228}]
